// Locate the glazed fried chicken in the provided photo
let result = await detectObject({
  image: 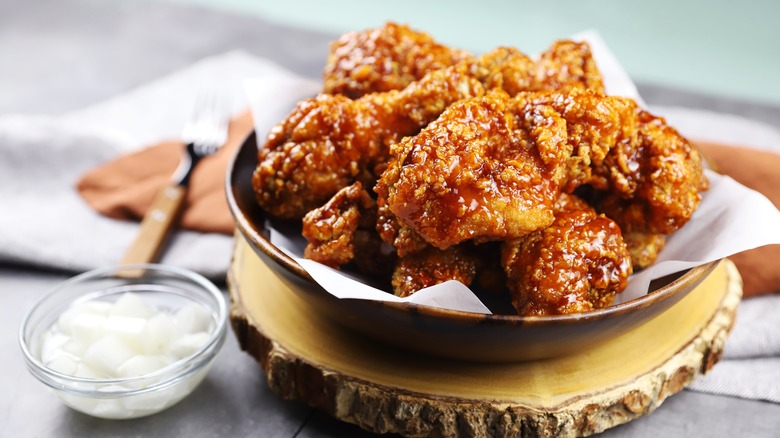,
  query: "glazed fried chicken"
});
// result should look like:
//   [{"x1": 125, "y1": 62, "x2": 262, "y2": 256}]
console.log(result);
[
  {"x1": 581, "y1": 112, "x2": 707, "y2": 268},
  {"x1": 375, "y1": 197, "x2": 430, "y2": 257},
  {"x1": 471, "y1": 41, "x2": 605, "y2": 96},
  {"x1": 302, "y1": 182, "x2": 395, "y2": 279},
  {"x1": 391, "y1": 245, "x2": 481, "y2": 298},
  {"x1": 589, "y1": 110, "x2": 709, "y2": 236},
  {"x1": 302, "y1": 182, "x2": 377, "y2": 268},
  {"x1": 467, "y1": 47, "x2": 536, "y2": 96},
  {"x1": 623, "y1": 231, "x2": 666, "y2": 269},
  {"x1": 270, "y1": 25, "x2": 710, "y2": 316},
  {"x1": 531, "y1": 40, "x2": 605, "y2": 93},
  {"x1": 323, "y1": 22, "x2": 606, "y2": 98},
  {"x1": 253, "y1": 65, "x2": 484, "y2": 219},
  {"x1": 501, "y1": 193, "x2": 632, "y2": 316},
  {"x1": 379, "y1": 86, "x2": 707, "y2": 257},
  {"x1": 376, "y1": 89, "x2": 637, "y2": 250},
  {"x1": 258, "y1": 30, "x2": 612, "y2": 221},
  {"x1": 323, "y1": 22, "x2": 471, "y2": 98},
  {"x1": 377, "y1": 90, "x2": 557, "y2": 250}
]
